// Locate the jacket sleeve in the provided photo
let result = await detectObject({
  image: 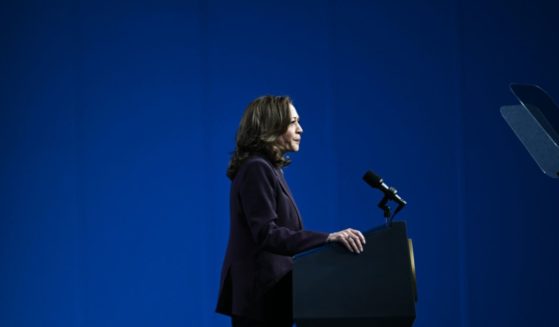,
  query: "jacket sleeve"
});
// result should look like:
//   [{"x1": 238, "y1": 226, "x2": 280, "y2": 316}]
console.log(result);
[{"x1": 239, "y1": 160, "x2": 329, "y2": 256}]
